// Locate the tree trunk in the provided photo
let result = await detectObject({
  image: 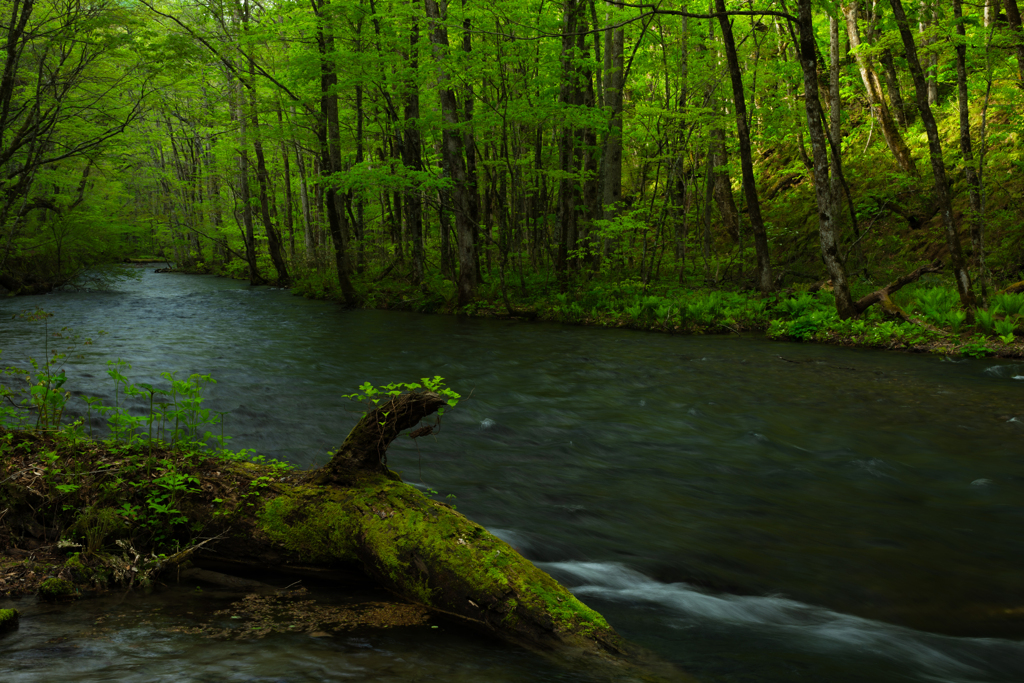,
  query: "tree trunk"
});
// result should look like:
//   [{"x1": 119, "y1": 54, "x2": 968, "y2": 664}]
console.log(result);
[
  {"x1": 715, "y1": 0, "x2": 773, "y2": 292},
  {"x1": 798, "y1": 0, "x2": 855, "y2": 318},
  {"x1": 842, "y1": 2, "x2": 917, "y2": 175},
  {"x1": 234, "y1": 75, "x2": 262, "y2": 285},
  {"x1": 293, "y1": 139, "x2": 315, "y2": 267},
  {"x1": 276, "y1": 107, "x2": 296, "y2": 264},
  {"x1": 879, "y1": 48, "x2": 909, "y2": 127},
  {"x1": 314, "y1": 0, "x2": 359, "y2": 306},
  {"x1": 556, "y1": 0, "x2": 583, "y2": 283},
  {"x1": 404, "y1": 0, "x2": 425, "y2": 284},
  {"x1": 245, "y1": 34, "x2": 290, "y2": 287},
  {"x1": 888, "y1": 0, "x2": 977, "y2": 317},
  {"x1": 0, "y1": 422, "x2": 689, "y2": 681},
  {"x1": 425, "y1": 0, "x2": 477, "y2": 306},
  {"x1": 953, "y1": 0, "x2": 990, "y2": 299},
  {"x1": 601, "y1": 7, "x2": 624, "y2": 222},
  {"x1": 1004, "y1": 0, "x2": 1024, "y2": 87}
]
